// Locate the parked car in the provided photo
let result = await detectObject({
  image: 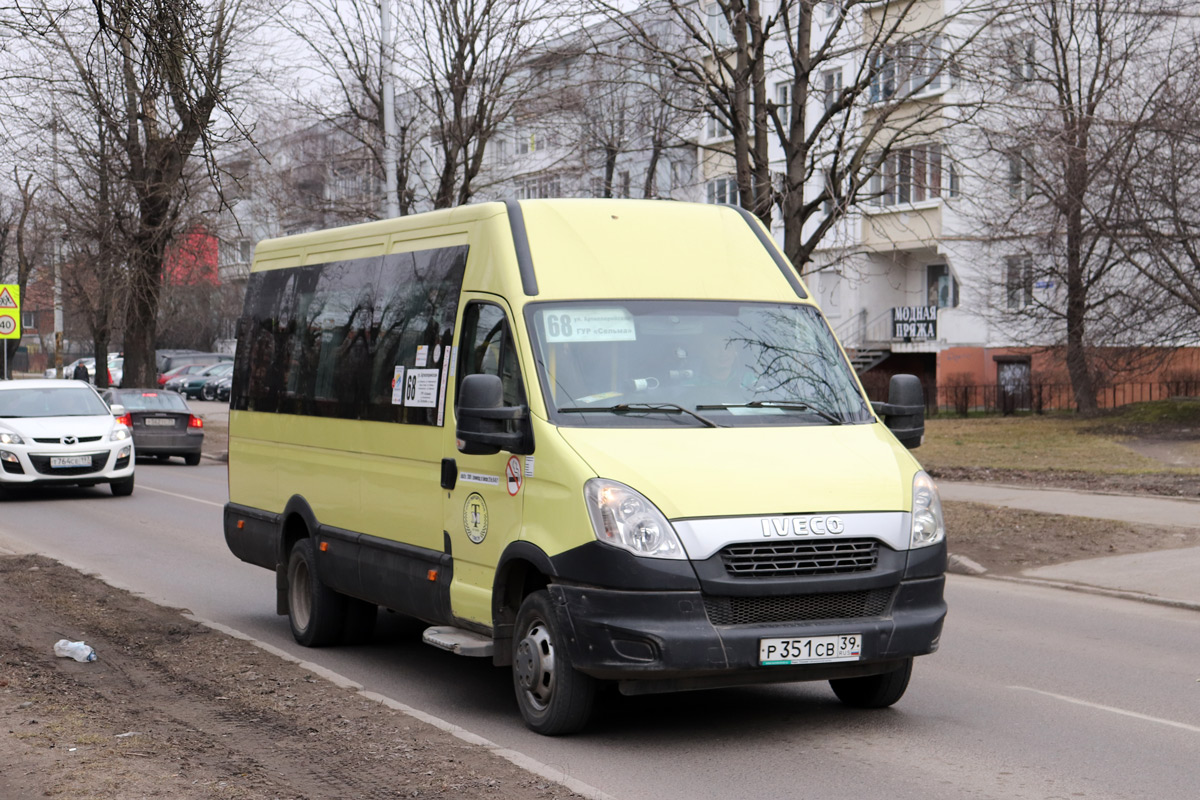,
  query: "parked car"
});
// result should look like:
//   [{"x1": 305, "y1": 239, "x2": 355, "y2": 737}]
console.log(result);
[
  {"x1": 157, "y1": 362, "x2": 212, "y2": 387},
  {"x1": 0, "y1": 379, "x2": 135, "y2": 496},
  {"x1": 212, "y1": 374, "x2": 233, "y2": 403},
  {"x1": 178, "y1": 362, "x2": 234, "y2": 400},
  {"x1": 102, "y1": 388, "x2": 204, "y2": 466},
  {"x1": 107, "y1": 357, "x2": 123, "y2": 388},
  {"x1": 156, "y1": 351, "x2": 232, "y2": 383}
]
